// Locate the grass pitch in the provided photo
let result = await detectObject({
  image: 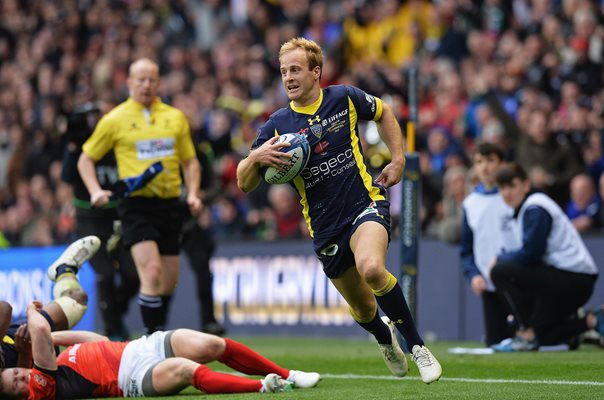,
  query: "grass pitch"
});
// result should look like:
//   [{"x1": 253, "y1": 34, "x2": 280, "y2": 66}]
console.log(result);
[{"x1": 106, "y1": 336, "x2": 604, "y2": 400}]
